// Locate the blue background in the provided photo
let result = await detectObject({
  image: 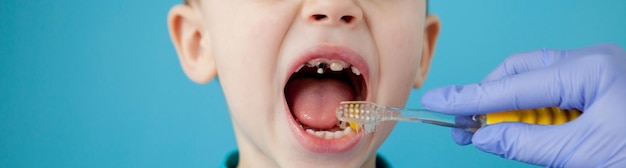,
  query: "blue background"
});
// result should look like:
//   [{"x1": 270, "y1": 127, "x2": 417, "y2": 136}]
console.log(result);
[{"x1": 1, "y1": 0, "x2": 624, "y2": 167}]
